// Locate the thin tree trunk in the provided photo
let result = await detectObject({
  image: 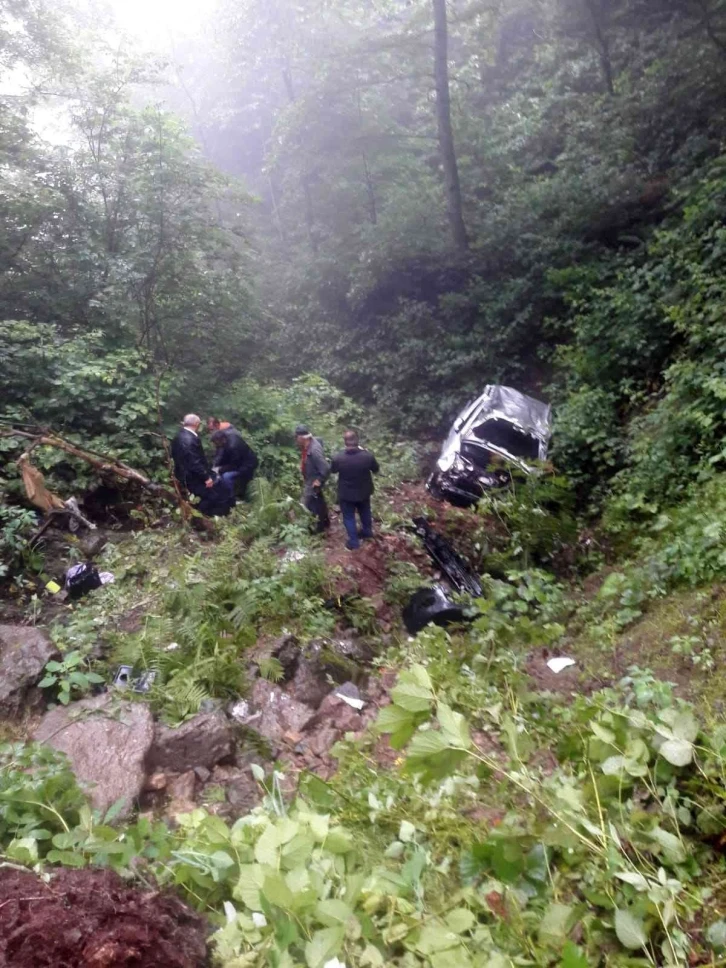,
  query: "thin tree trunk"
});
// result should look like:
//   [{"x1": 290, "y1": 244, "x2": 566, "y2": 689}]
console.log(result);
[
  {"x1": 432, "y1": 0, "x2": 468, "y2": 252},
  {"x1": 282, "y1": 65, "x2": 318, "y2": 253},
  {"x1": 584, "y1": 0, "x2": 615, "y2": 94}
]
